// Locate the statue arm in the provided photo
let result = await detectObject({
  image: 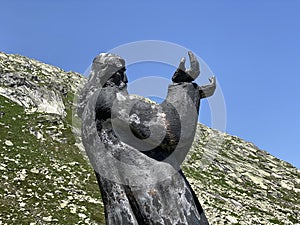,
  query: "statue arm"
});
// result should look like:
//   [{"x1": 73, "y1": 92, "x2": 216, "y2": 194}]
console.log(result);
[{"x1": 199, "y1": 76, "x2": 216, "y2": 99}]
